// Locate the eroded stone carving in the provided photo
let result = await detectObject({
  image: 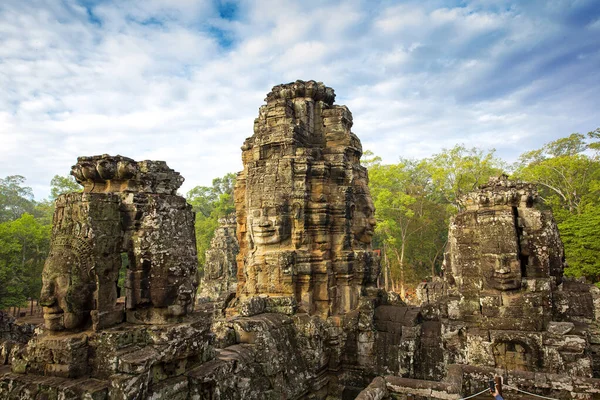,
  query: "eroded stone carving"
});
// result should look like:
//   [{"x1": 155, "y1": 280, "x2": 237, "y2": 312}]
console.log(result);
[
  {"x1": 2, "y1": 155, "x2": 208, "y2": 398},
  {"x1": 40, "y1": 193, "x2": 122, "y2": 331},
  {"x1": 198, "y1": 214, "x2": 239, "y2": 303},
  {"x1": 40, "y1": 236, "x2": 96, "y2": 331},
  {"x1": 416, "y1": 175, "x2": 600, "y2": 379},
  {"x1": 38, "y1": 156, "x2": 199, "y2": 331},
  {"x1": 71, "y1": 155, "x2": 184, "y2": 194},
  {"x1": 3, "y1": 85, "x2": 599, "y2": 400},
  {"x1": 360, "y1": 176, "x2": 600, "y2": 399},
  {"x1": 233, "y1": 80, "x2": 380, "y2": 318}
]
